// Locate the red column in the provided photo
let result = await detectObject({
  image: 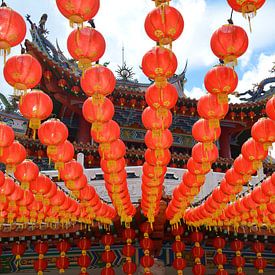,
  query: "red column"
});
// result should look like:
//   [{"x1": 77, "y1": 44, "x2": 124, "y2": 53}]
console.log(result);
[
  {"x1": 77, "y1": 115, "x2": 91, "y2": 144},
  {"x1": 219, "y1": 127, "x2": 232, "y2": 159}
]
